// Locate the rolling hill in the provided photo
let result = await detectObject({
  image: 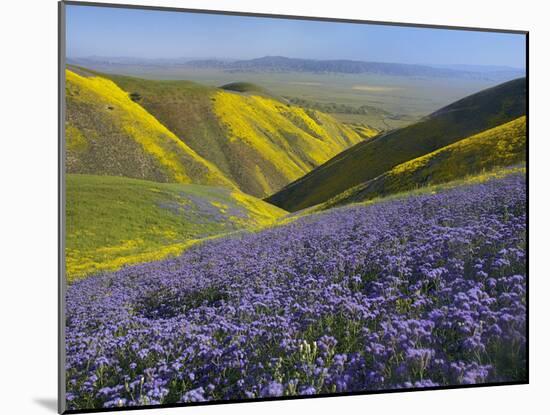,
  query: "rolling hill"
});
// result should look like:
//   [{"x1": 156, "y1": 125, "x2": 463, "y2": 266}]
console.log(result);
[
  {"x1": 68, "y1": 67, "x2": 363, "y2": 197},
  {"x1": 266, "y1": 77, "x2": 527, "y2": 211},
  {"x1": 66, "y1": 174, "x2": 287, "y2": 281},
  {"x1": 321, "y1": 116, "x2": 526, "y2": 209},
  {"x1": 220, "y1": 81, "x2": 275, "y2": 96},
  {"x1": 65, "y1": 69, "x2": 235, "y2": 188}
]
